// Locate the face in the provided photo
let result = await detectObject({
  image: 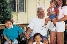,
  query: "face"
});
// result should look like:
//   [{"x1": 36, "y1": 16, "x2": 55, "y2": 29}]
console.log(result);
[
  {"x1": 5, "y1": 21, "x2": 13, "y2": 29},
  {"x1": 57, "y1": 0, "x2": 62, "y2": 6},
  {"x1": 50, "y1": 2, "x2": 56, "y2": 8},
  {"x1": 34, "y1": 35, "x2": 42, "y2": 44},
  {"x1": 37, "y1": 8, "x2": 45, "y2": 19}
]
